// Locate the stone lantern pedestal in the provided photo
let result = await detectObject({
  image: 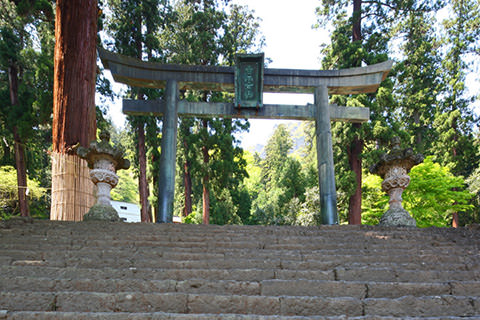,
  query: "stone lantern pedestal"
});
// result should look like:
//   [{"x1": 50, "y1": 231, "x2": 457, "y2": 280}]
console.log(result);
[
  {"x1": 370, "y1": 137, "x2": 423, "y2": 227},
  {"x1": 77, "y1": 131, "x2": 130, "y2": 221}
]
